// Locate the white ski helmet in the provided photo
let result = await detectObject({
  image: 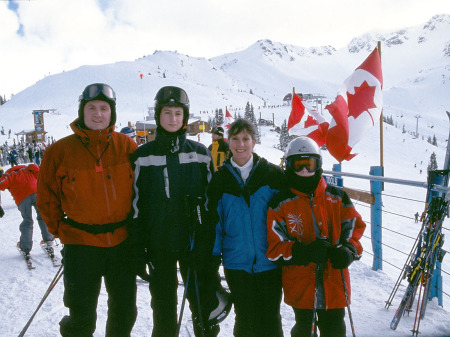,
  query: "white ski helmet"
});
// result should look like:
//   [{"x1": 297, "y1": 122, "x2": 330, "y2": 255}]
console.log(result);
[{"x1": 285, "y1": 136, "x2": 321, "y2": 160}]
